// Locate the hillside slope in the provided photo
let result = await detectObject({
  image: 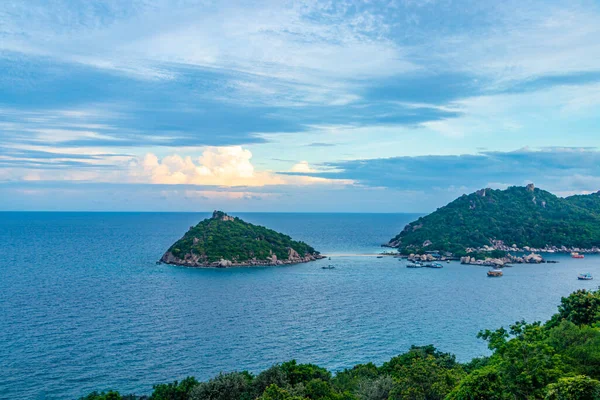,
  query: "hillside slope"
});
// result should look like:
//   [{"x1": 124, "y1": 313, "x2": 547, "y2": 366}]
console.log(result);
[
  {"x1": 387, "y1": 184, "x2": 600, "y2": 254},
  {"x1": 161, "y1": 211, "x2": 322, "y2": 267}
]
